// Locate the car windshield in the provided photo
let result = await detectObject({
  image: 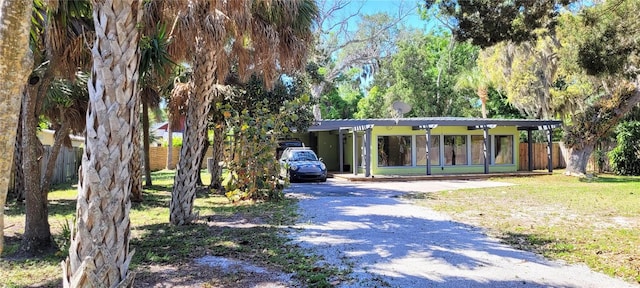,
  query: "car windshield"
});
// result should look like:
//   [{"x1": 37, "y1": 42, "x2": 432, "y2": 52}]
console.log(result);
[{"x1": 290, "y1": 151, "x2": 318, "y2": 161}]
